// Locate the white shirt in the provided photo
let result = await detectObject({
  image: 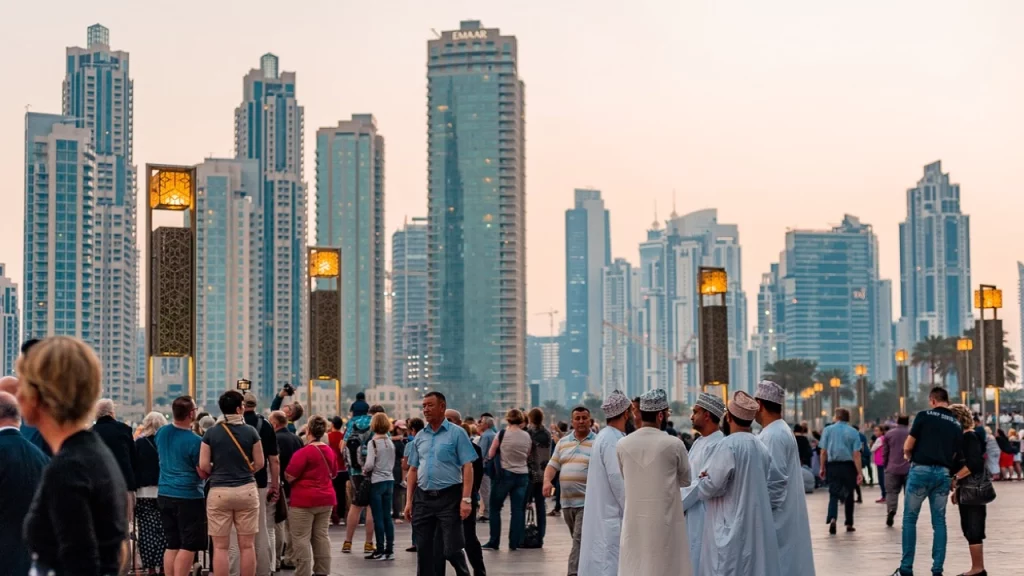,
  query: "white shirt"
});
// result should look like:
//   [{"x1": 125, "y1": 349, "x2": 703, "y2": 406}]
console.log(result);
[
  {"x1": 578, "y1": 426, "x2": 626, "y2": 576},
  {"x1": 681, "y1": 430, "x2": 724, "y2": 576},
  {"x1": 759, "y1": 419, "x2": 816, "y2": 576}
]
